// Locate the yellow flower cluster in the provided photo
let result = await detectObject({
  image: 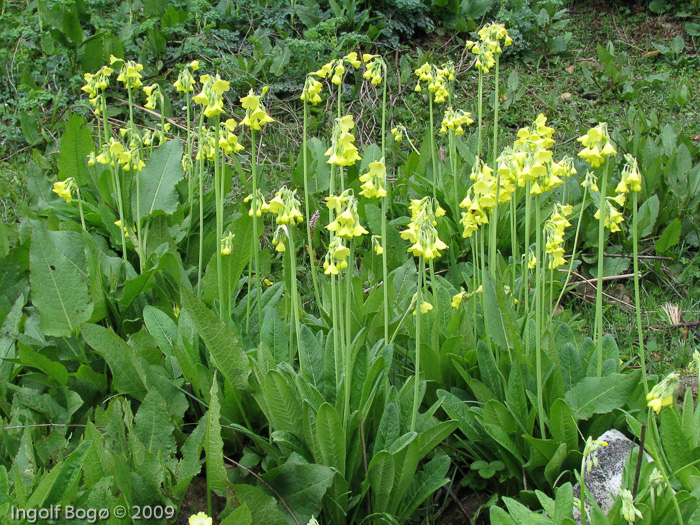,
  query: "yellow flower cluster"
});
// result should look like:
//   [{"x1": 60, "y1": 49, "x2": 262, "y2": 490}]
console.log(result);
[
  {"x1": 112, "y1": 56, "x2": 144, "y2": 89},
  {"x1": 195, "y1": 120, "x2": 245, "y2": 161},
  {"x1": 314, "y1": 52, "x2": 362, "y2": 86},
  {"x1": 359, "y1": 157, "x2": 387, "y2": 199},
  {"x1": 143, "y1": 83, "x2": 162, "y2": 110},
  {"x1": 616, "y1": 154, "x2": 642, "y2": 194},
  {"x1": 323, "y1": 237, "x2": 351, "y2": 275},
  {"x1": 93, "y1": 137, "x2": 145, "y2": 172},
  {"x1": 220, "y1": 231, "x2": 235, "y2": 256},
  {"x1": 52, "y1": 177, "x2": 76, "y2": 203},
  {"x1": 268, "y1": 186, "x2": 303, "y2": 225},
  {"x1": 271, "y1": 225, "x2": 287, "y2": 253},
  {"x1": 173, "y1": 60, "x2": 199, "y2": 93},
  {"x1": 619, "y1": 489, "x2": 643, "y2": 524},
  {"x1": 82, "y1": 65, "x2": 113, "y2": 110},
  {"x1": 300, "y1": 76, "x2": 323, "y2": 105},
  {"x1": 439, "y1": 107, "x2": 474, "y2": 135},
  {"x1": 646, "y1": 372, "x2": 679, "y2": 414},
  {"x1": 466, "y1": 22, "x2": 513, "y2": 73},
  {"x1": 325, "y1": 115, "x2": 361, "y2": 167},
  {"x1": 244, "y1": 189, "x2": 271, "y2": 217},
  {"x1": 114, "y1": 219, "x2": 130, "y2": 238},
  {"x1": 594, "y1": 197, "x2": 626, "y2": 232},
  {"x1": 240, "y1": 87, "x2": 274, "y2": 130},
  {"x1": 577, "y1": 122, "x2": 616, "y2": 168},
  {"x1": 362, "y1": 54, "x2": 384, "y2": 85},
  {"x1": 458, "y1": 158, "x2": 494, "y2": 238},
  {"x1": 142, "y1": 122, "x2": 171, "y2": 147},
  {"x1": 326, "y1": 190, "x2": 368, "y2": 239},
  {"x1": 193, "y1": 74, "x2": 230, "y2": 118},
  {"x1": 401, "y1": 197, "x2": 448, "y2": 259},
  {"x1": 413, "y1": 62, "x2": 454, "y2": 103},
  {"x1": 544, "y1": 204, "x2": 573, "y2": 269}
]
